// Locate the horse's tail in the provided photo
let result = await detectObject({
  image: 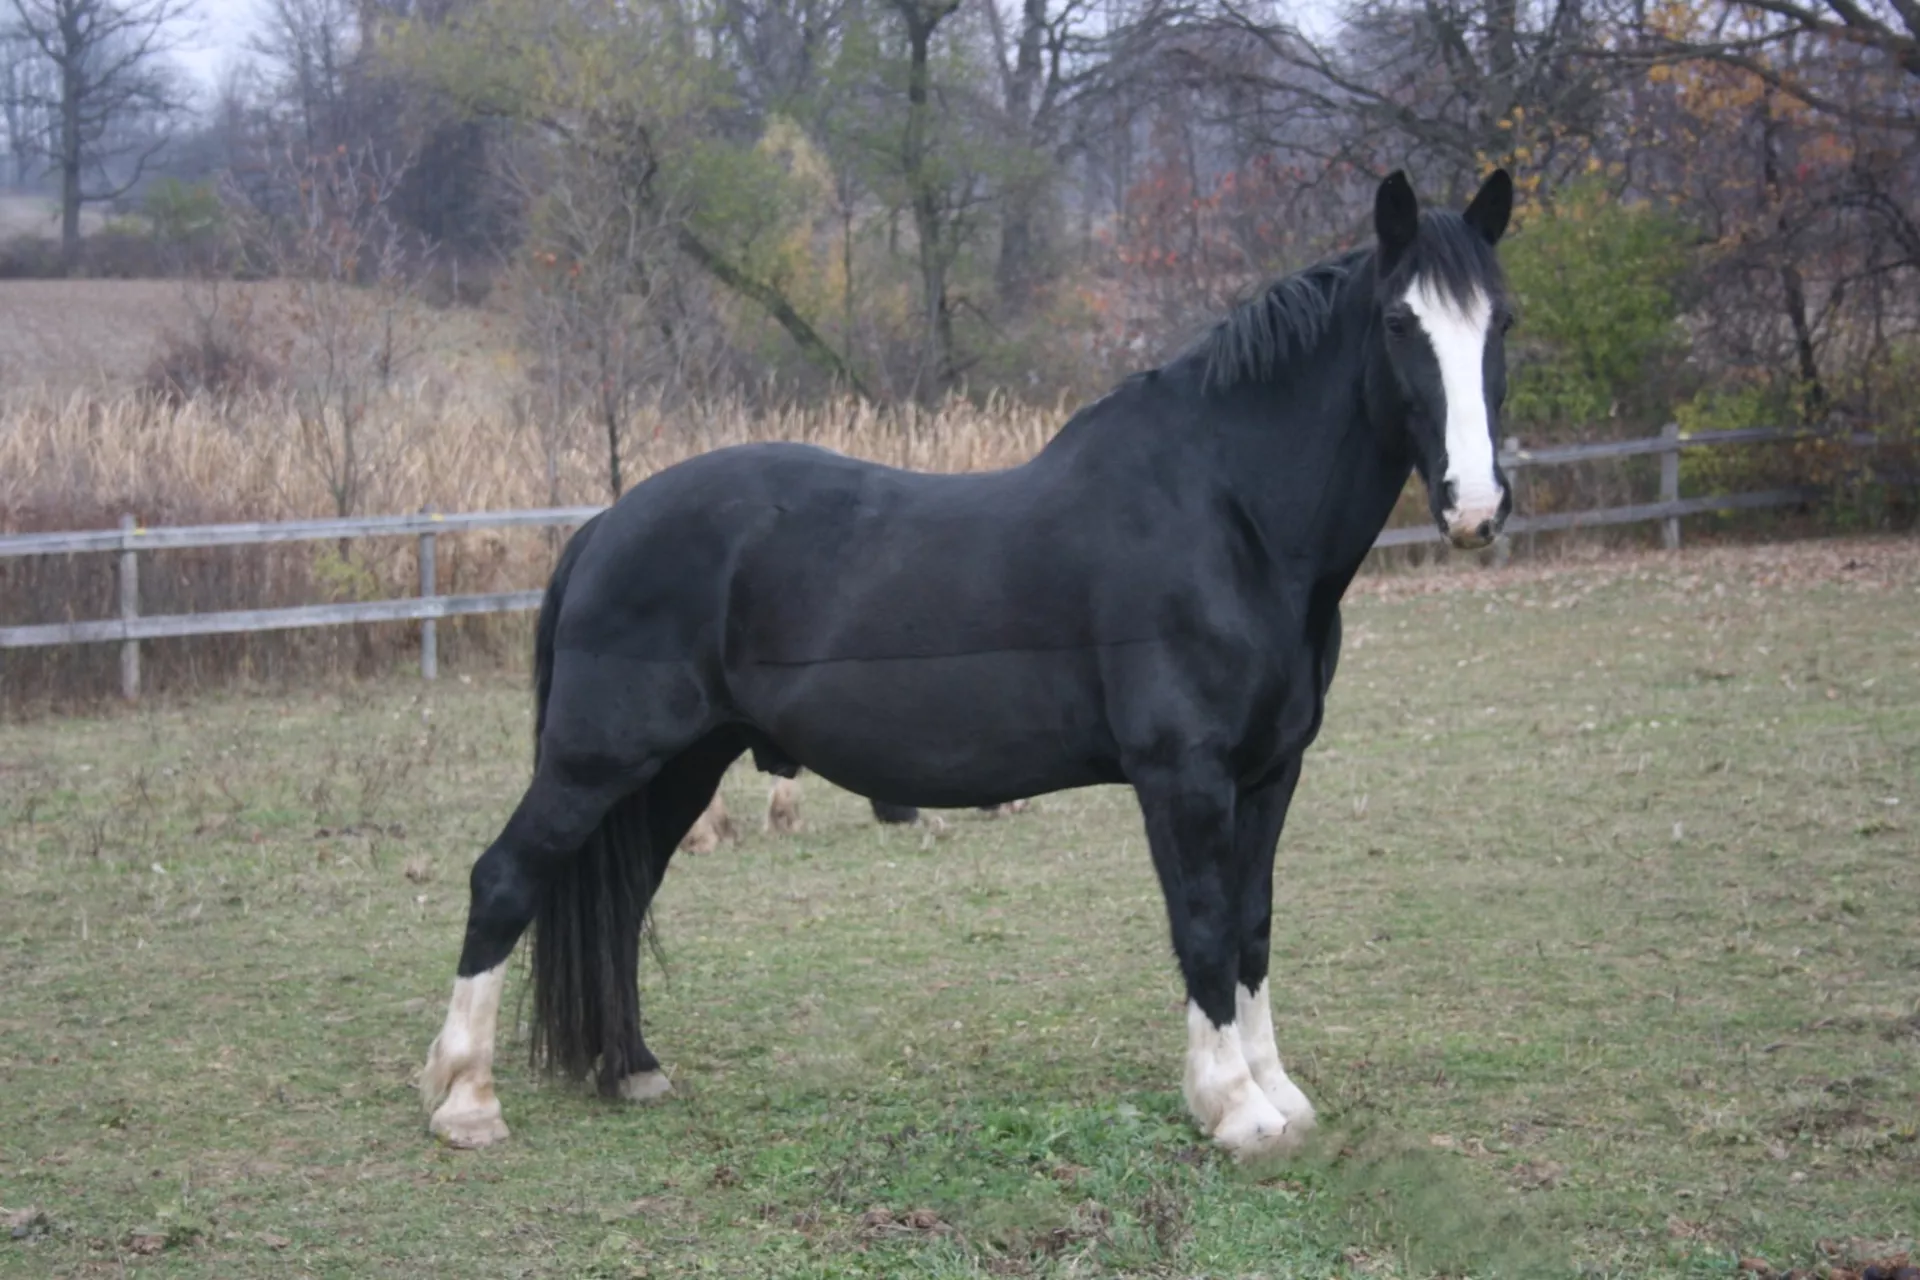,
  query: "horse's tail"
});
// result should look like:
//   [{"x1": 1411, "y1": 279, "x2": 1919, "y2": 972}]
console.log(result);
[
  {"x1": 531, "y1": 512, "x2": 601, "y2": 762},
  {"x1": 527, "y1": 512, "x2": 653, "y2": 1096}
]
